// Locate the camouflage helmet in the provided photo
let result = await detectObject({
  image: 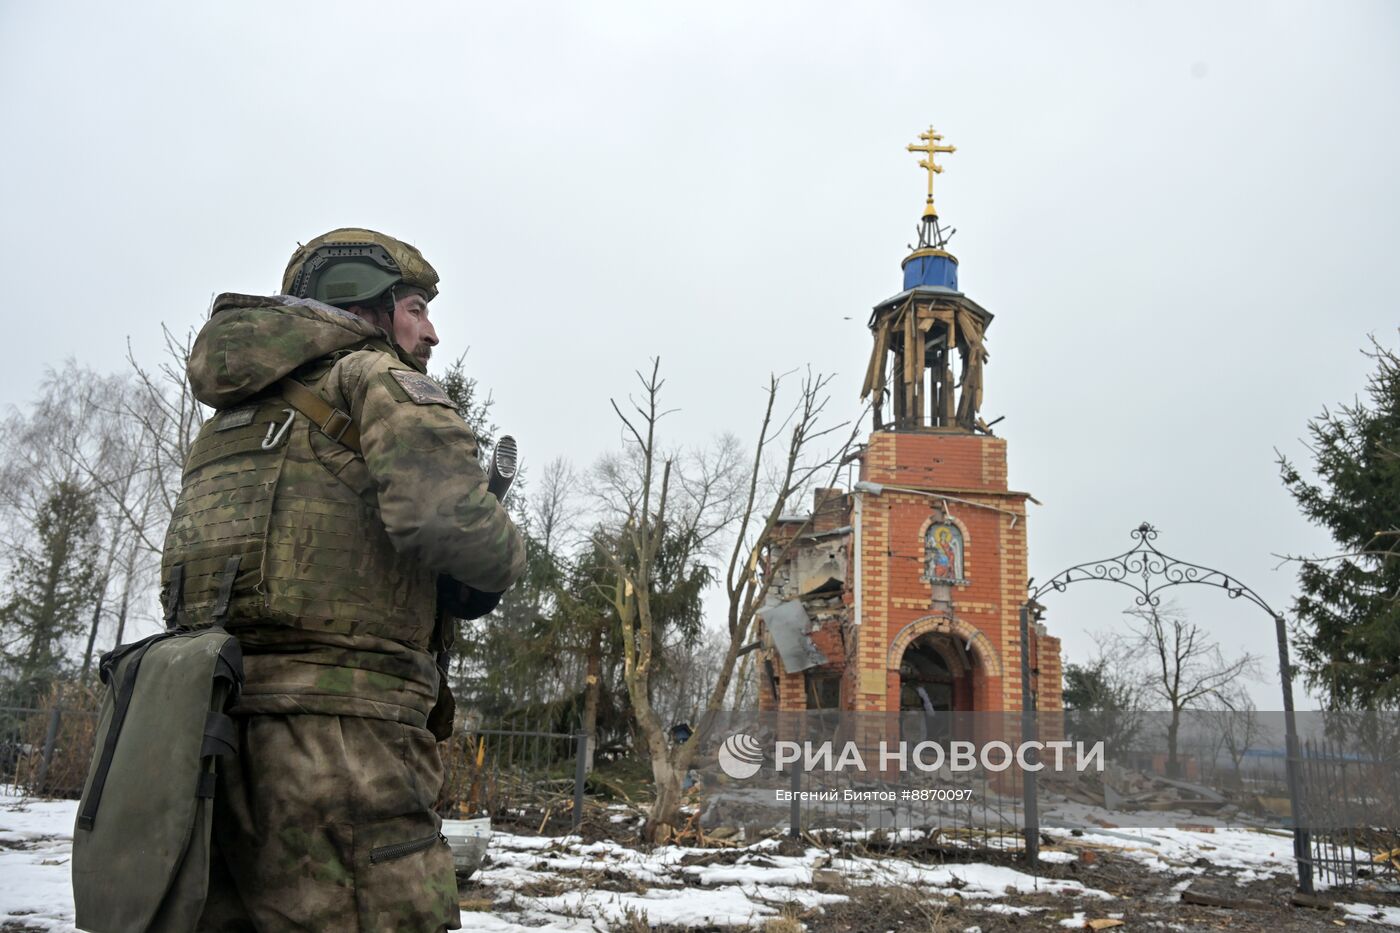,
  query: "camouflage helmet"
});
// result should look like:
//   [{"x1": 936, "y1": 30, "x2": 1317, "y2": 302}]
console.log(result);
[{"x1": 281, "y1": 228, "x2": 440, "y2": 306}]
